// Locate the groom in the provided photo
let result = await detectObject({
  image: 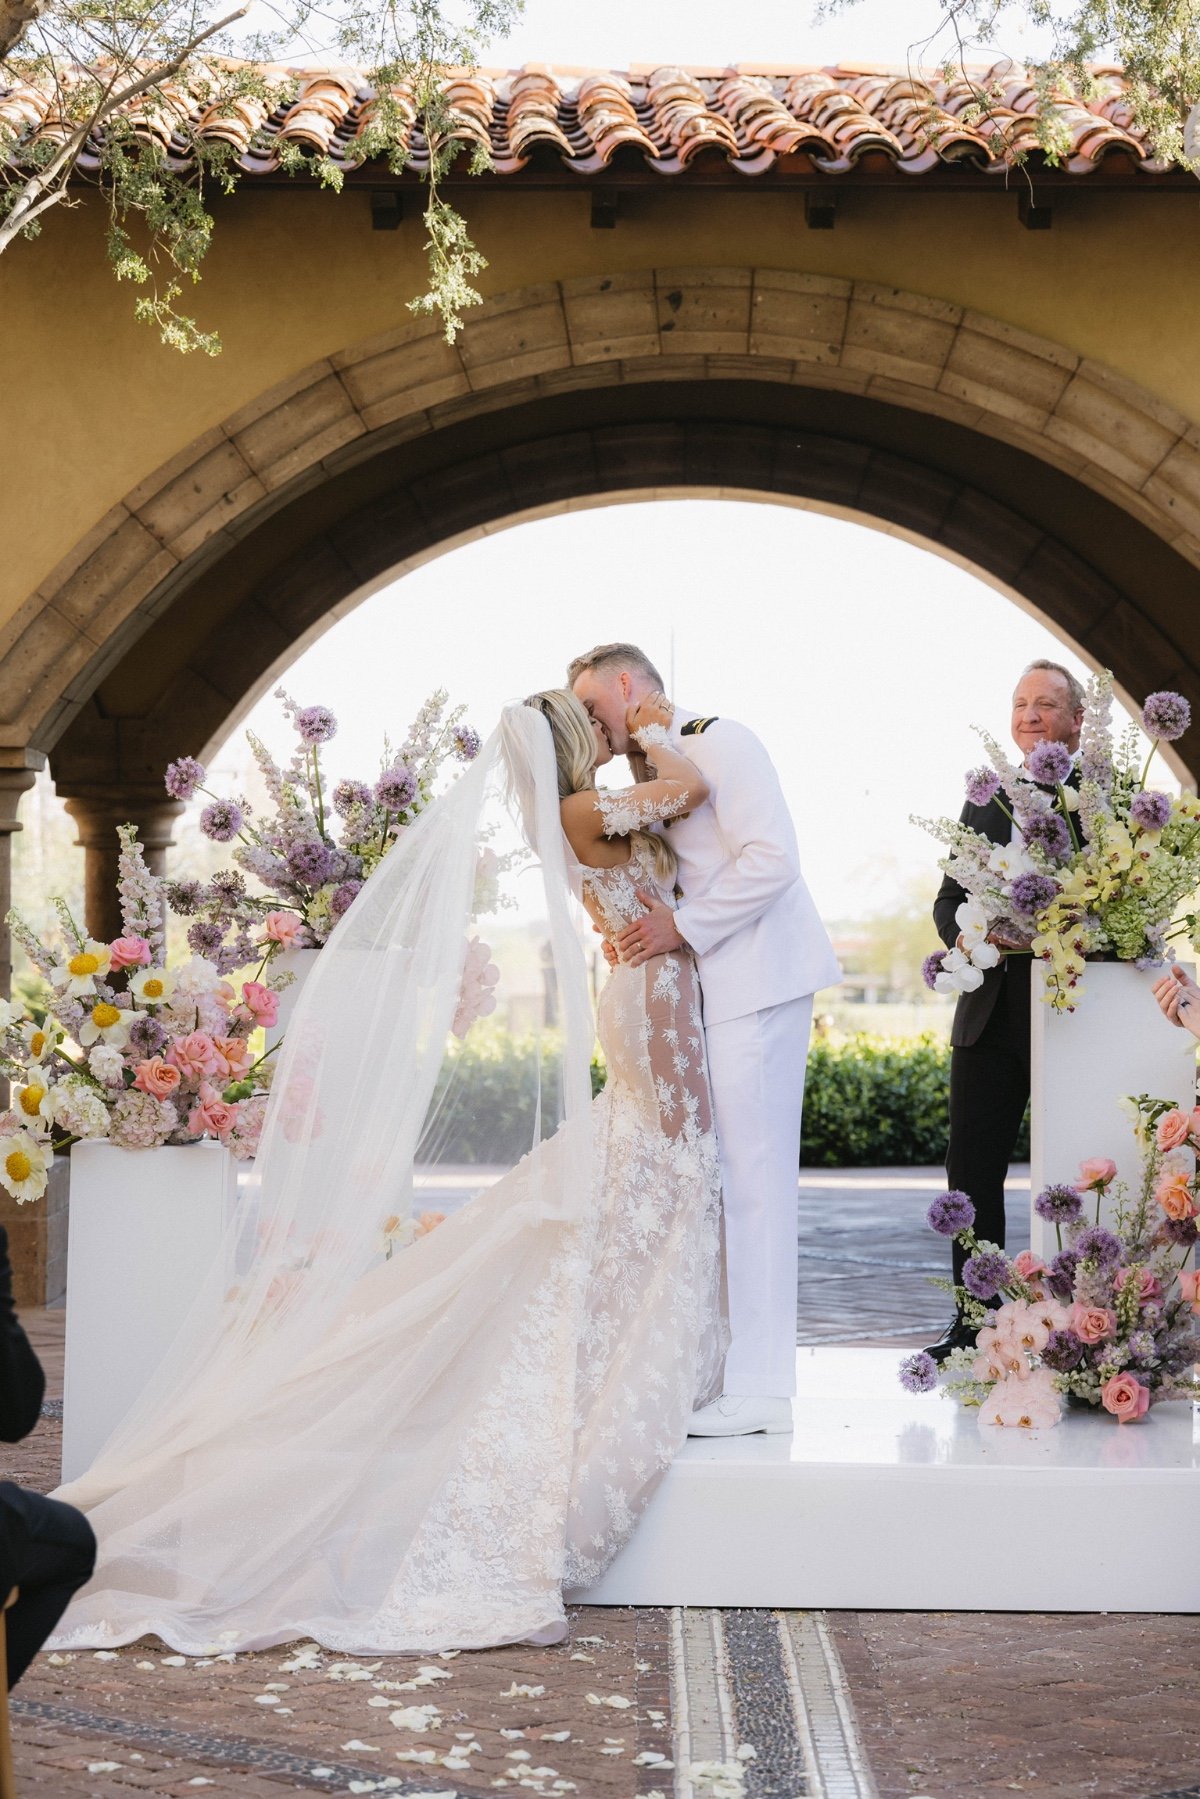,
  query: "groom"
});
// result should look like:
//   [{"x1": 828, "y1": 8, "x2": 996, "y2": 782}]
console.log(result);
[{"x1": 568, "y1": 643, "x2": 841, "y2": 1436}]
